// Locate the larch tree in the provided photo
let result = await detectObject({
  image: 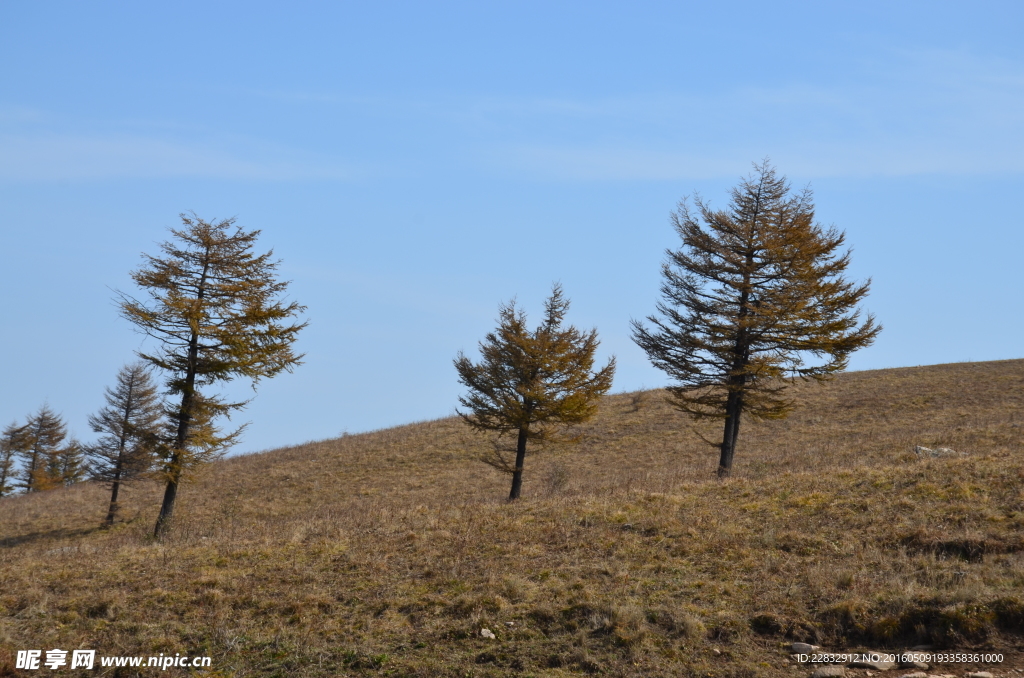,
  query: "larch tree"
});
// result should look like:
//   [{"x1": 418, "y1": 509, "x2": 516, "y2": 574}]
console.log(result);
[
  {"x1": 86, "y1": 362, "x2": 164, "y2": 525},
  {"x1": 50, "y1": 439, "x2": 87, "y2": 487},
  {"x1": 0, "y1": 422, "x2": 22, "y2": 497},
  {"x1": 118, "y1": 213, "x2": 307, "y2": 538},
  {"x1": 455, "y1": 285, "x2": 616, "y2": 500},
  {"x1": 16, "y1": 406, "x2": 69, "y2": 491},
  {"x1": 632, "y1": 161, "x2": 880, "y2": 477}
]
